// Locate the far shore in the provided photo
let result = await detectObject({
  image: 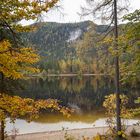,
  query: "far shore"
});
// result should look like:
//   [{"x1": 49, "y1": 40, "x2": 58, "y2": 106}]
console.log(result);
[
  {"x1": 31, "y1": 73, "x2": 111, "y2": 77},
  {"x1": 8, "y1": 125, "x2": 140, "y2": 140}
]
